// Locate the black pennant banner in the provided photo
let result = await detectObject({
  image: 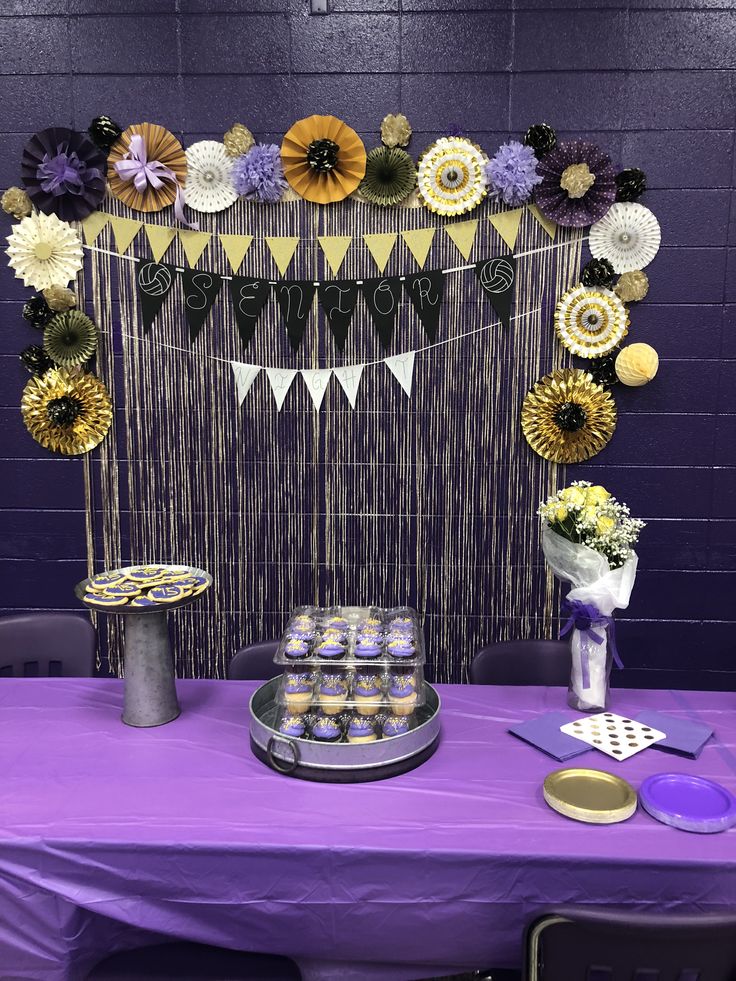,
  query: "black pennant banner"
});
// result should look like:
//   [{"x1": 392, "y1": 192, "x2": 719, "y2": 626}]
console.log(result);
[
  {"x1": 474, "y1": 256, "x2": 516, "y2": 328},
  {"x1": 275, "y1": 281, "x2": 317, "y2": 352},
  {"x1": 230, "y1": 277, "x2": 270, "y2": 347},
  {"x1": 319, "y1": 281, "x2": 359, "y2": 351},
  {"x1": 181, "y1": 269, "x2": 223, "y2": 342},
  {"x1": 404, "y1": 270, "x2": 444, "y2": 343},
  {"x1": 136, "y1": 261, "x2": 176, "y2": 333},
  {"x1": 361, "y1": 277, "x2": 403, "y2": 350}
]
